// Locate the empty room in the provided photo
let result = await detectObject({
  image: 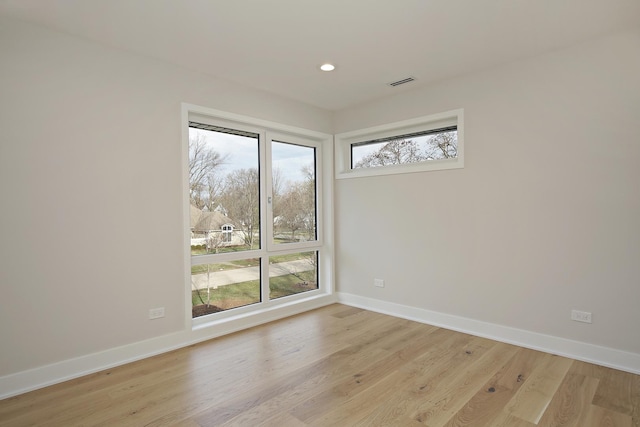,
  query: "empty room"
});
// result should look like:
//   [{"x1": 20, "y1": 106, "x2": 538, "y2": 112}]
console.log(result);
[{"x1": 1, "y1": 1, "x2": 639, "y2": 425}]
